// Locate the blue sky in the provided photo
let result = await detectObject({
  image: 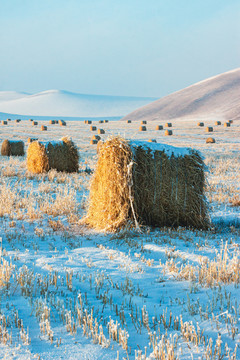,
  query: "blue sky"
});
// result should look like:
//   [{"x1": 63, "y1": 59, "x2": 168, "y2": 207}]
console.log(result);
[{"x1": 0, "y1": 0, "x2": 239, "y2": 97}]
